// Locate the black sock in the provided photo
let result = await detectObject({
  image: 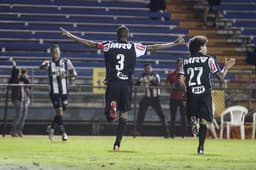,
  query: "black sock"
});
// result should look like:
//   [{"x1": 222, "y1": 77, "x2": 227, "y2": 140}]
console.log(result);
[
  {"x1": 59, "y1": 125, "x2": 66, "y2": 134},
  {"x1": 199, "y1": 124, "x2": 207, "y2": 148},
  {"x1": 51, "y1": 115, "x2": 58, "y2": 129},
  {"x1": 56, "y1": 115, "x2": 66, "y2": 134},
  {"x1": 161, "y1": 119, "x2": 169, "y2": 138},
  {"x1": 114, "y1": 118, "x2": 127, "y2": 146}
]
